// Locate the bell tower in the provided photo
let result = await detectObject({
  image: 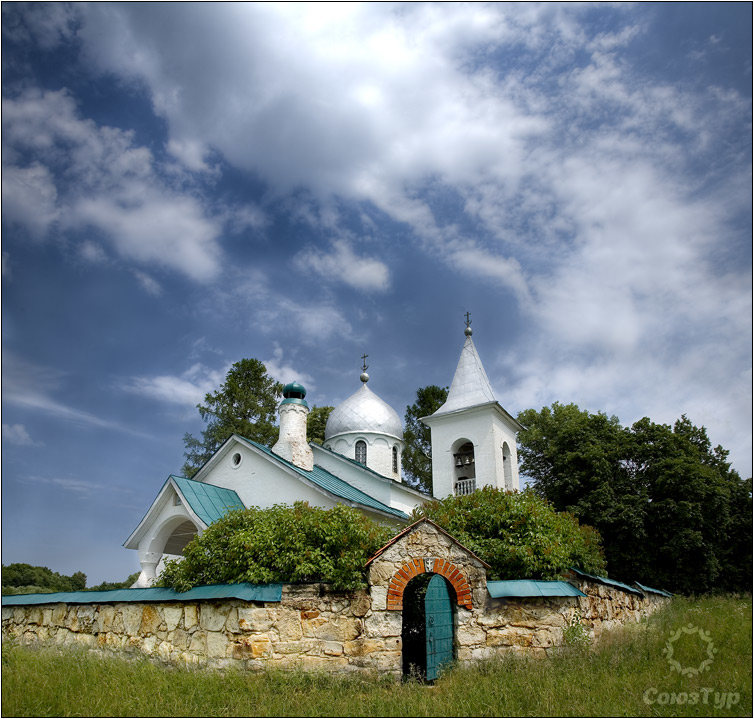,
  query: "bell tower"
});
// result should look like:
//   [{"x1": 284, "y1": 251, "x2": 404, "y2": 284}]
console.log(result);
[{"x1": 421, "y1": 315, "x2": 522, "y2": 498}]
